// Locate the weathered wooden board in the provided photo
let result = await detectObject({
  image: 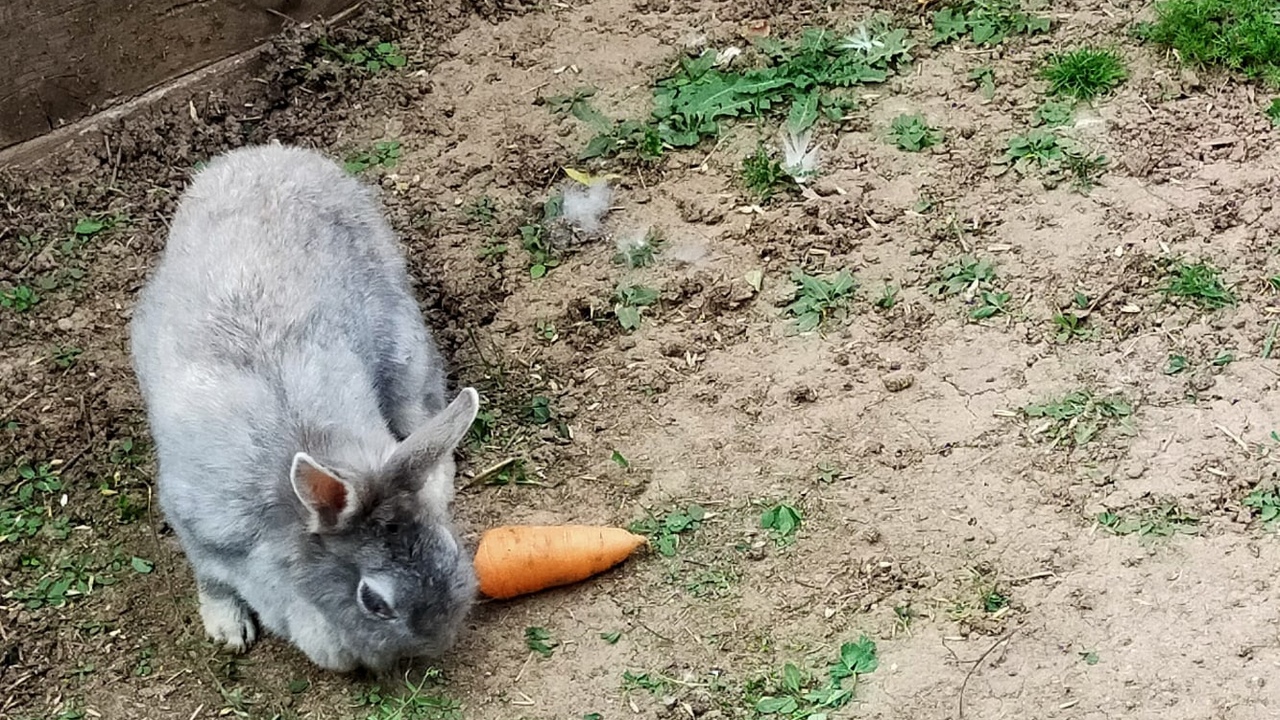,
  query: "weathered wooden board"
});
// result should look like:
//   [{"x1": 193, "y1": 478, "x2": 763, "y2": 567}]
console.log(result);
[{"x1": 0, "y1": 0, "x2": 357, "y2": 151}]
